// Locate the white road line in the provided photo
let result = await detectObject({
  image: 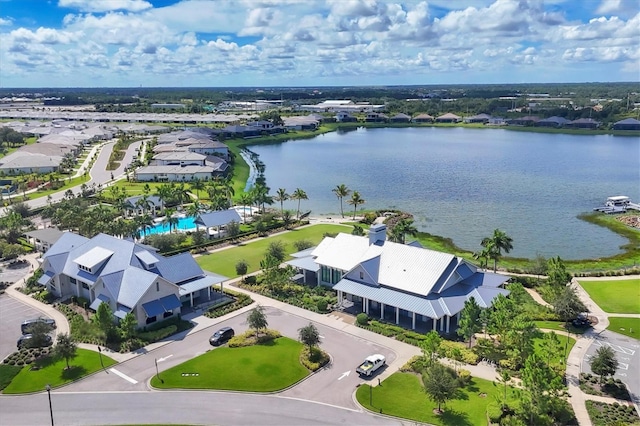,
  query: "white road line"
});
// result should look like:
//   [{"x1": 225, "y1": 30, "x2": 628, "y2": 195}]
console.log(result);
[
  {"x1": 619, "y1": 363, "x2": 629, "y2": 370},
  {"x1": 109, "y1": 368, "x2": 138, "y2": 384}
]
